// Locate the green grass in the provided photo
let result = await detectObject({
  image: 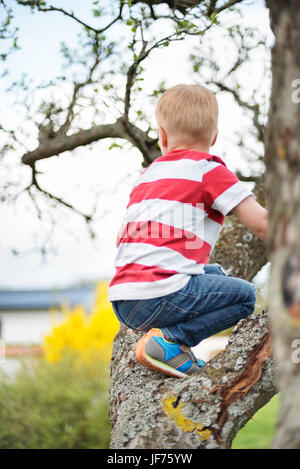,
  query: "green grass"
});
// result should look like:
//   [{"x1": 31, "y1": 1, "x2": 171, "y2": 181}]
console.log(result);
[{"x1": 232, "y1": 394, "x2": 280, "y2": 449}]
